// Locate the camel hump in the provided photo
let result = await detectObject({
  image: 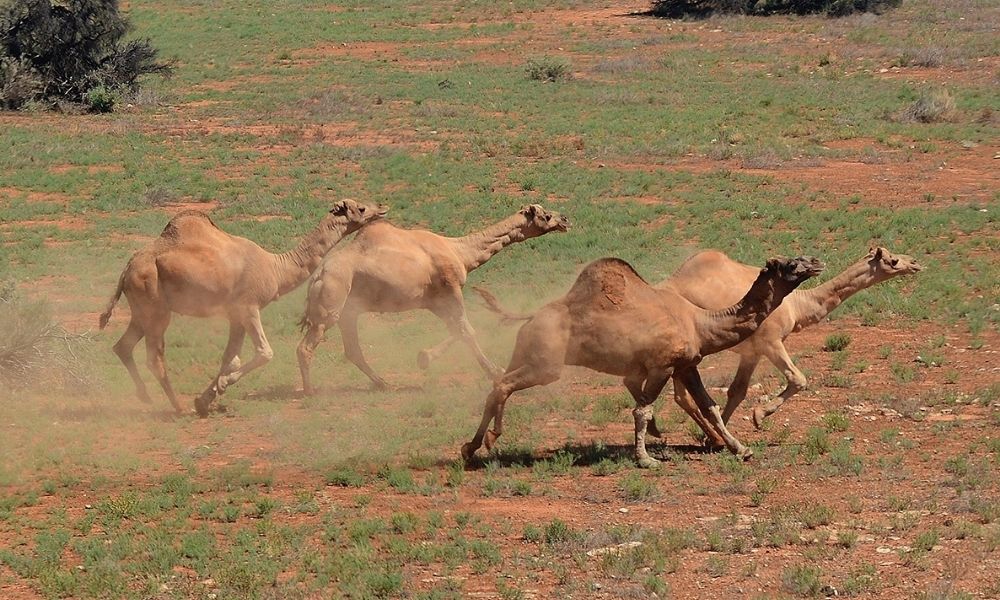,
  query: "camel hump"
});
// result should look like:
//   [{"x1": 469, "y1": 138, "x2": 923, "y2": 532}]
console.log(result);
[
  {"x1": 160, "y1": 210, "x2": 219, "y2": 239},
  {"x1": 566, "y1": 258, "x2": 647, "y2": 308},
  {"x1": 578, "y1": 258, "x2": 647, "y2": 283}
]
